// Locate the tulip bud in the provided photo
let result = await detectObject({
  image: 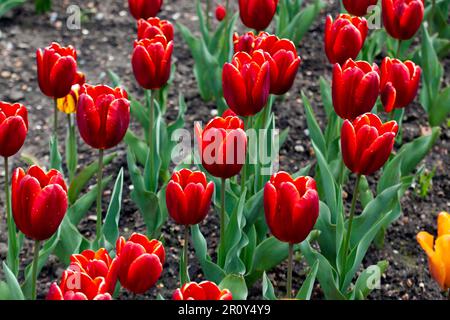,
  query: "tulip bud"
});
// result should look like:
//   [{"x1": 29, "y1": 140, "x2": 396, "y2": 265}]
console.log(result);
[
  {"x1": 324, "y1": 14, "x2": 368, "y2": 65},
  {"x1": 332, "y1": 59, "x2": 380, "y2": 120},
  {"x1": 128, "y1": 0, "x2": 163, "y2": 20},
  {"x1": 115, "y1": 233, "x2": 165, "y2": 294},
  {"x1": 46, "y1": 270, "x2": 112, "y2": 300},
  {"x1": 195, "y1": 116, "x2": 247, "y2": 179},
  {"x1": 36, "y1": 42, "x2": 78, "y2": 99},
  {"x1": 166, "y1": 169, "x2": 214, "y2": 226},
  {"x1": 233, "y1": 31, "x2": 259, "y2": 54},
  {"x1": 417, "y1": 212, "x2": 450, "y2": 291},
  {"x1": 12, "y1": 165, "x2": 68, "y2": 241},
  {"x1": 70, "y1": 248, "x2": 118, "y2": 295},
  {"x1": 222, "y1": 50, "x2": 270, "y2": 117},
  {"x1": 0, "y1": 102, "x2": 28, "y2": 158},
  {"x1": 380, "y1": 57, "x2": 421, "y2": 113},
  {"x1": 173, "y1": 281, "x2": 233, "y2": 300},
  {"x1": 137, "y1": 17, "x2": 174, "y2": 41},
  {"x1": 238, "y1": 0, "x2": 278, "y2": 31},
  {"x1": 343, "y1": 0, "x2": 378, "y2": 17},
  {"x1": 215, "y1": 5, "x2": 226, "y2": 22},
  {"x1": 382, "y1": 0, "x2": 424, "y2": 40},
  {"x1": 264, "y1": 172, "x2": 319, "y2": 244},
  {"x1": 341, "y1": 113, "x2": 398, "y2": 176},
  {"x1": 132, "y1": 35, "x2": 173, "y2": 90},
  {"x1": 76, "y1": 84, "x2": 130, "y2": 150}
]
